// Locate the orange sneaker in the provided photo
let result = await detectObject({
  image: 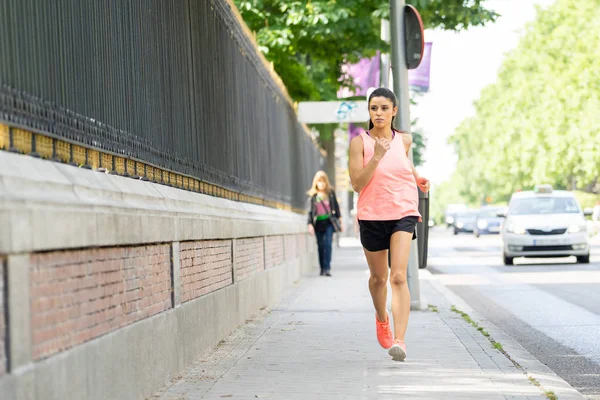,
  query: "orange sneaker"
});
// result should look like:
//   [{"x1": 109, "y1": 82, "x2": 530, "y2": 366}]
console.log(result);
[
  {"x1": 375, "y1": 312, "x2": 393, "y2": 349},
  {"x1": 388, "y1": 339, "x2": 407, "y2": 361}
]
